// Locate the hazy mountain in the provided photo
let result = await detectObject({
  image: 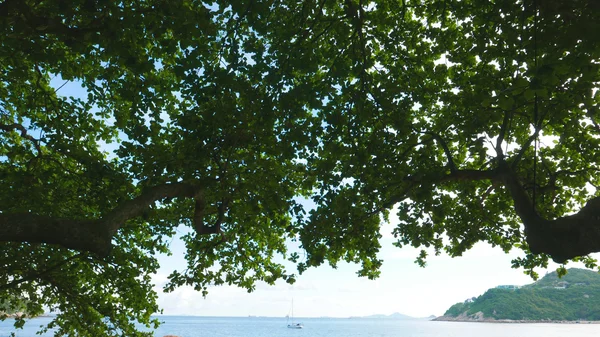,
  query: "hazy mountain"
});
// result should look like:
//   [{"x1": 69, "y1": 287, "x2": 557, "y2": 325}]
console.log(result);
[{"x1": 350, "y1": 312, "x2": 428, "y2": 320}]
